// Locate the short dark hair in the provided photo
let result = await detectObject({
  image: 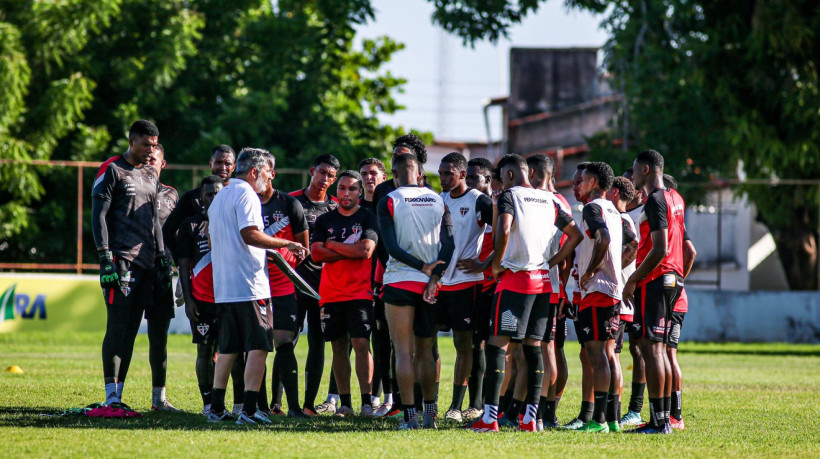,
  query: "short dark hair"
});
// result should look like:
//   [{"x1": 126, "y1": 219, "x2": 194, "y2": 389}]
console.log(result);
[
  {"x1": 441, "y1": 152, "x2": 467, "y2": 171},
  {"x1": 635, "y1": 149, "x2": 664, "y2": 170},
  {"x1": 467, "y1": 157, "x2": 493, "y2": 176},
  {"x1": 584, "y1": 161, "x2": 615, "y2": 191},
  {"x1": 129, "y1": 120, "x2": 159, "y2": 139},
  {"x1": 611, "y1": 176, "x2": 636, "y2": 202},
  {"x1": 393, "y1": 133, "x2": 427, "y2": 164},
  {"x1": 358, "y1": 157, "x2": 386, "y2": 174},
  {"x1": 392, "y1": 152, "x2": 418, "y2": 169},
  {"x1": 212, "y1": 144, "x2": 235, "y2": 159},
  {"x1": 576, "y1": 162, "x2": 590, "y2": 171},
  {"x1": 337, "y1": 170, "x2": 363, "y2": 188},
  {"x1": 201, "y1": 175, "x2": 226, "y2": 189},
  {"x1": 663, "y1": 173, "x2": 678, "y2": 190},
  {"x1": 155, "y1": 144, "x2": 165, "y2": 155},
  {"x1": 625, "y1": 167, "x2": 634, "y2": 175},
  {"x1": 313, "y1": 154, "x2": 340, "y2": 171},
  {"x1": 497, "y1": 154, "x2": 528, "y2": 172},
  {"x1": 526, "y1": 153, "x2": 554, "y2": 177}
]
